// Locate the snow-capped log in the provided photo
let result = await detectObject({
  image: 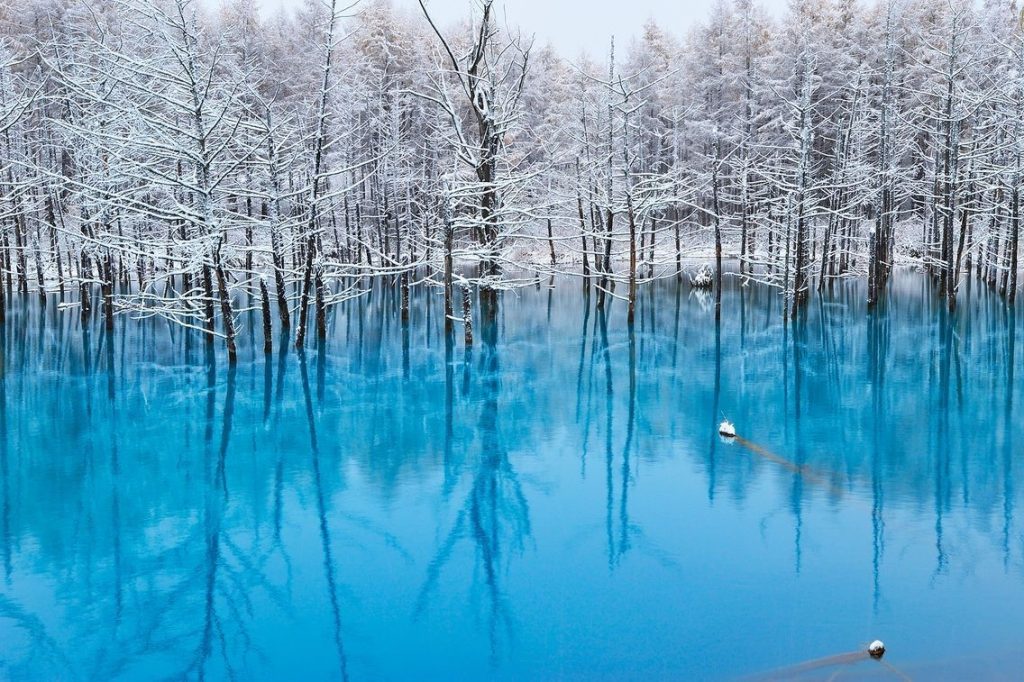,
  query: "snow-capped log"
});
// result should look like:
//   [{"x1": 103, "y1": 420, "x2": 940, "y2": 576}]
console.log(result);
[{"x1": 691, "y1": 264, "x2": 714, "y2": 290}]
